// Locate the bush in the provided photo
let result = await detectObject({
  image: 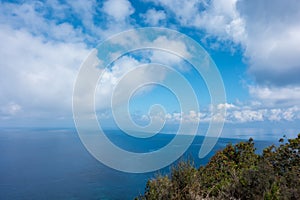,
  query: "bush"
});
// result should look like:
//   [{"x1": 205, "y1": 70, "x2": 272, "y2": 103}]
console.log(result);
[
  {"x1": 137, "y1": 160, "x2": 201, "y2": 200},
  {"x1": 137, "y1": 134, "x2": 300, "y2": 200}
]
